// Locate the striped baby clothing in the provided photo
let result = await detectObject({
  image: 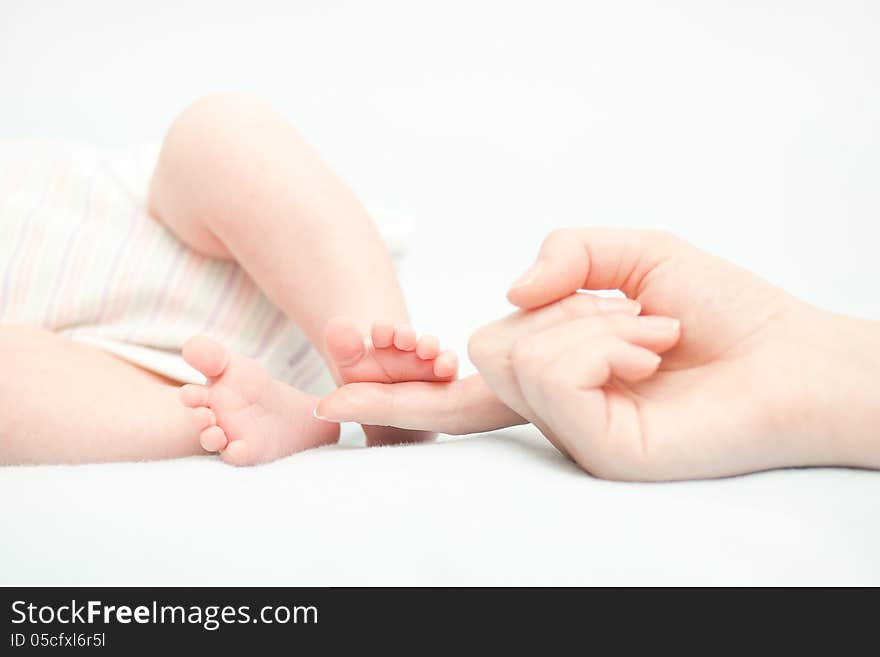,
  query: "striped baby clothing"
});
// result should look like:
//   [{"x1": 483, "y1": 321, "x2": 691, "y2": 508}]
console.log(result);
[{"x1": 0, "y1": 140, "x2": 407, "y2": 391}]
